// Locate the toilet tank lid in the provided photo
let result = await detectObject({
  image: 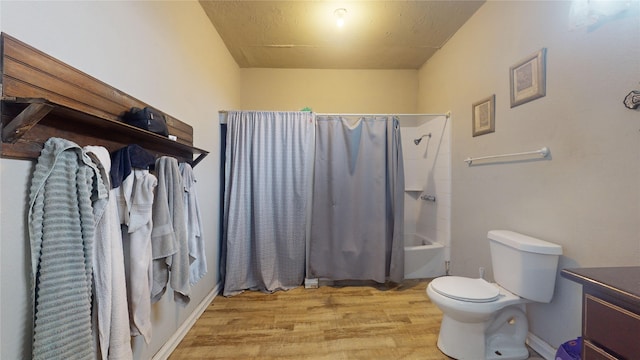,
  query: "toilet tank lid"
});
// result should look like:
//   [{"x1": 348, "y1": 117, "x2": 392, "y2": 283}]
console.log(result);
[{"x1": 488, "y1": 230, "x2": 563, "y2": 255}]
